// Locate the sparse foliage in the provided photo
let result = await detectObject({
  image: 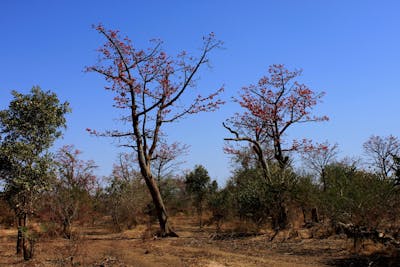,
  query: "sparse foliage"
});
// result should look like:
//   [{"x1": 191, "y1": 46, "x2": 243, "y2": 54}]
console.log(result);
[
  {"x1": 51, "y1": 145, "x2": 97, "y2": 238},
  {"x1": 86, "y1": 24, "x2": 224, "y2": 236},
  {"x1": 152, "y1": 142, "x2": 189, "y2": 181},
  {"x1": 224, "y1": 64, "x2": 328, "y2": 181},
  {"x1": 223, "y1": 65, "x2": 328, "y2": 230},
  {"x1": 105, "y1": 154, "x2": 150, "y2": 232},
  {"x1": 207, "y1": 187, "x2": 232, "y2": 232},
  {"x1": 302, "y1": 141, "x2": 339, "y2": 191},
  {"x1": 363, "y1": 135, "x2": 400, "y2": 180}
]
